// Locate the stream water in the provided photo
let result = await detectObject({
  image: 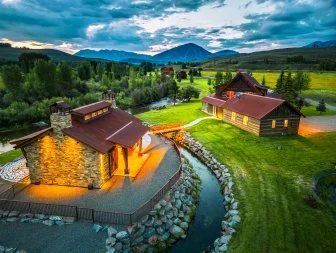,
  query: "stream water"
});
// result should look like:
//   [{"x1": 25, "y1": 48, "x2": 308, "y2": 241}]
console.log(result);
[{"x1": 171, "y1": 148, "x2": 225, "y2": 253}]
